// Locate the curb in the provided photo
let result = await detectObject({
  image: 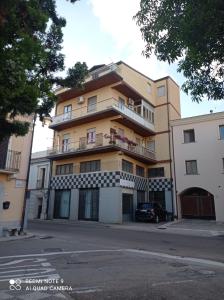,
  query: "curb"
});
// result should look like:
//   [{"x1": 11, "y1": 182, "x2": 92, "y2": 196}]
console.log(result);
[{"x1": 0, "y1": 233, "x2": 35, "y2": 242}]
